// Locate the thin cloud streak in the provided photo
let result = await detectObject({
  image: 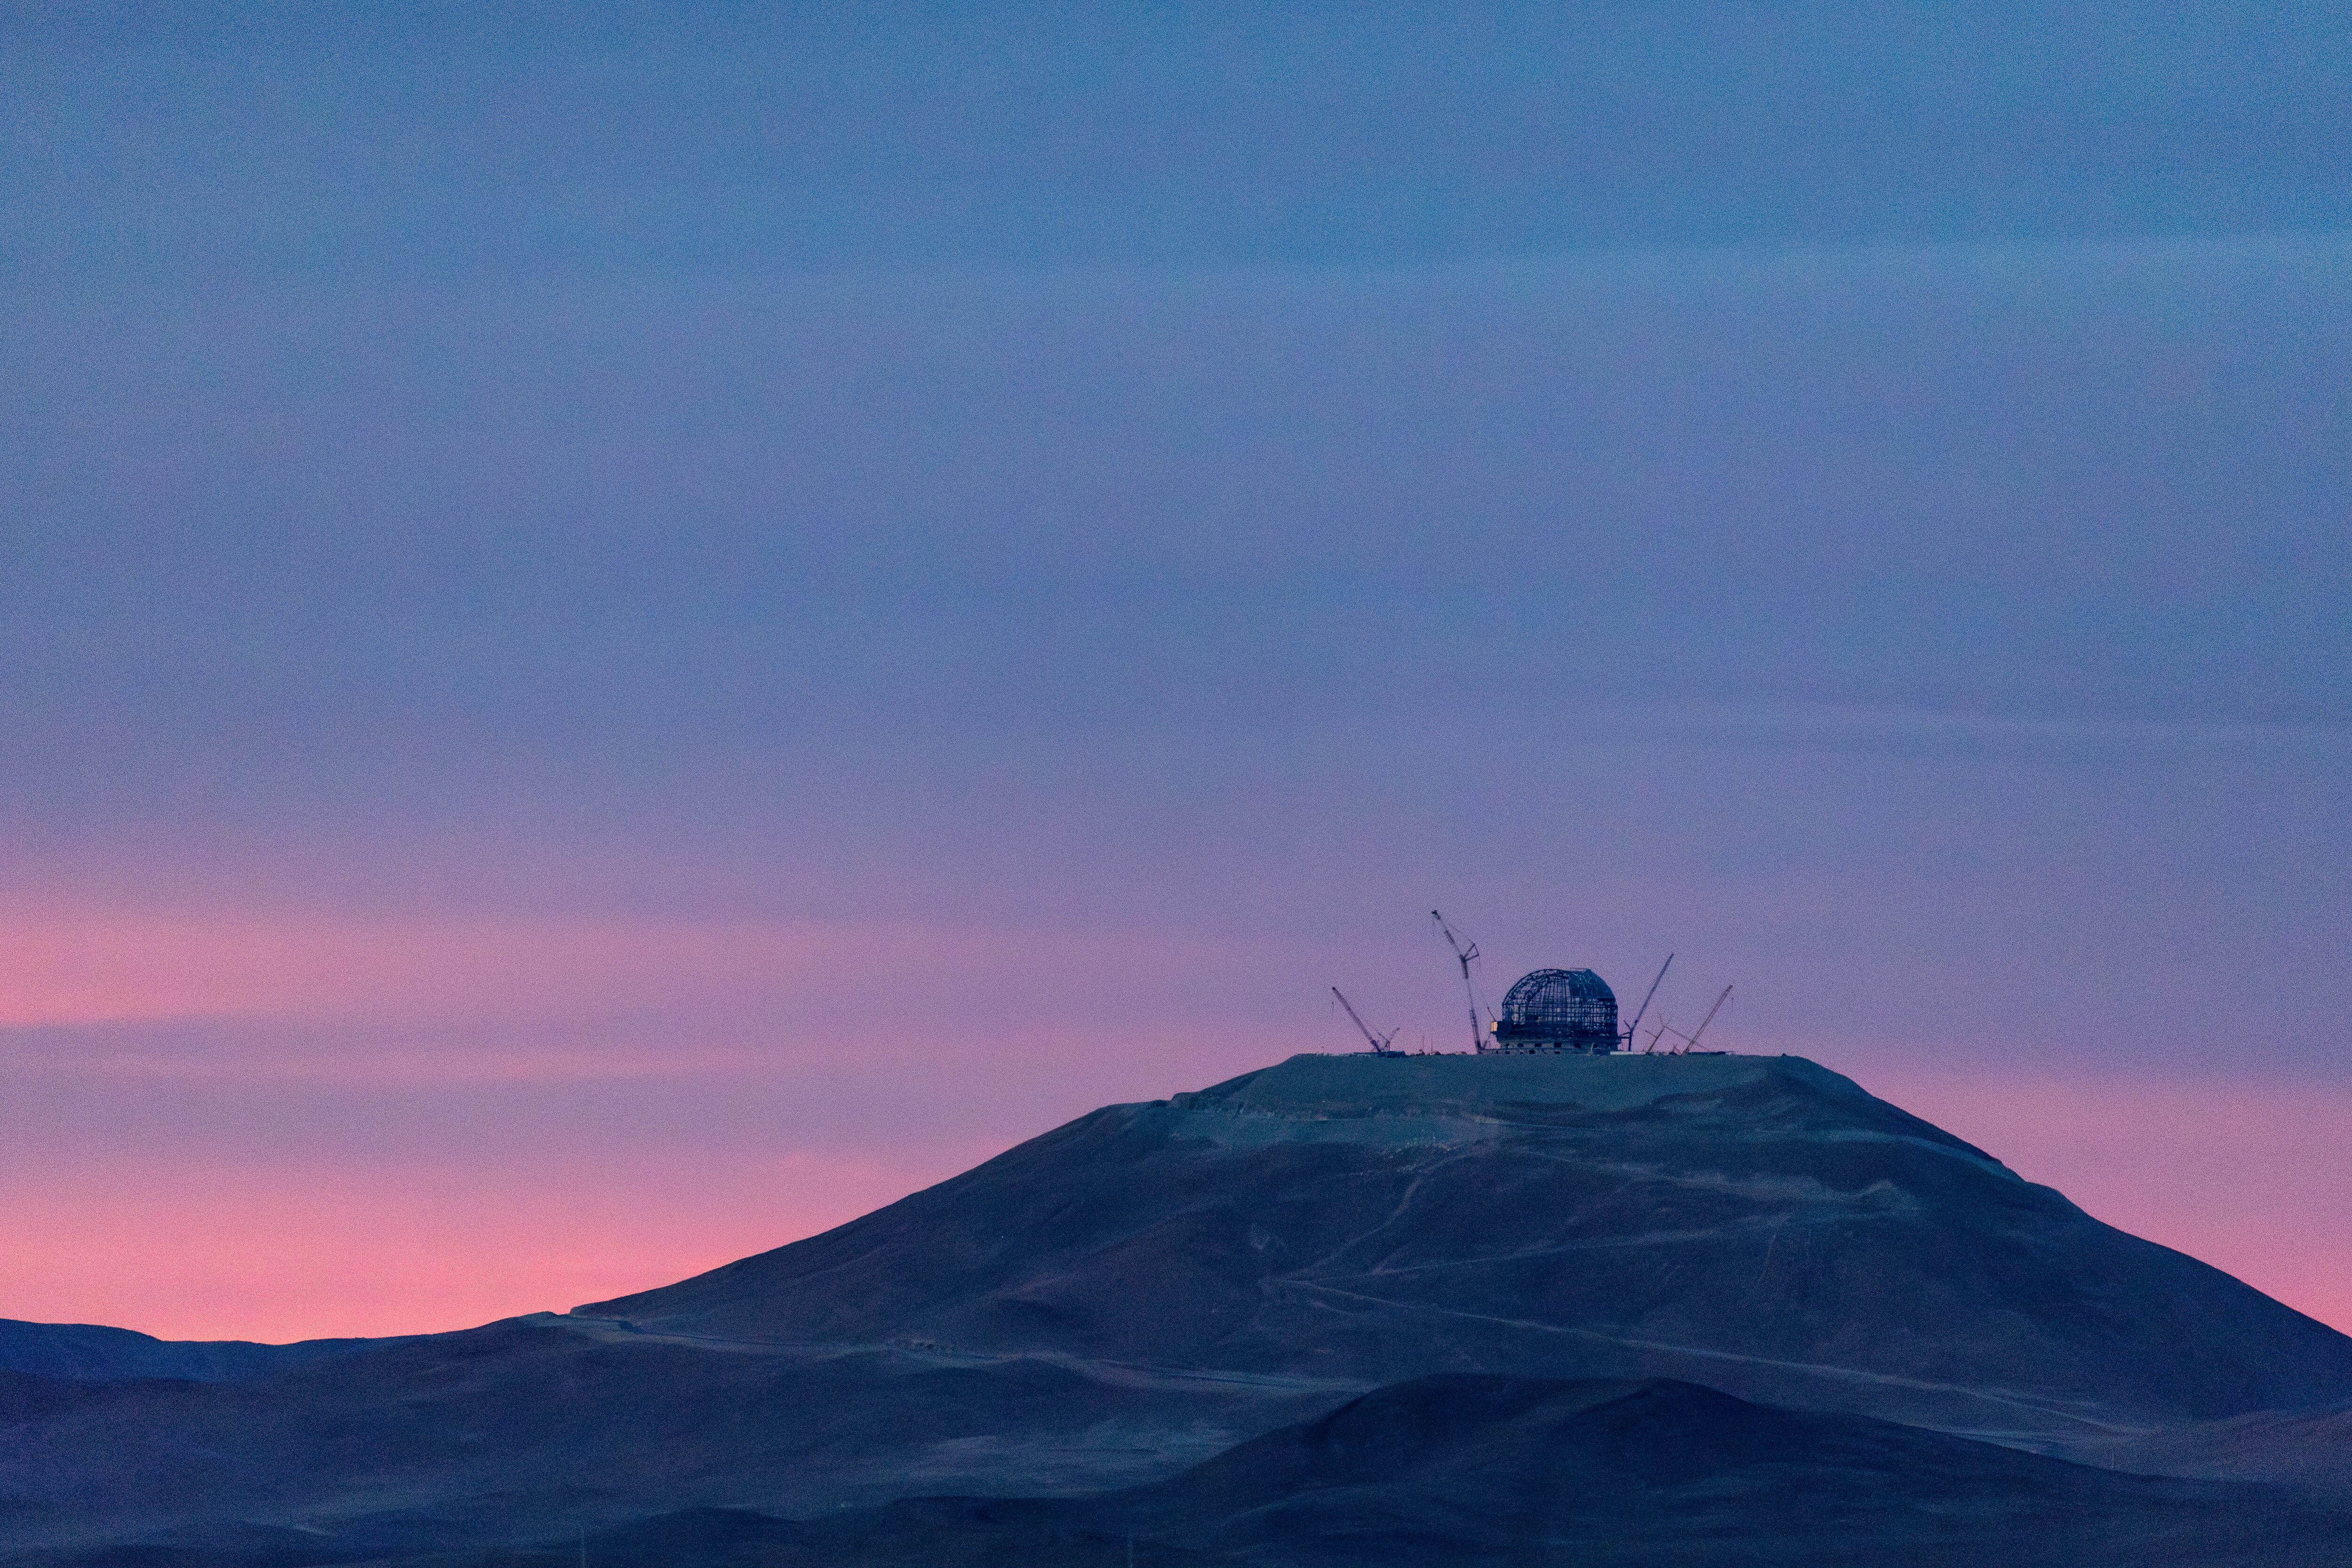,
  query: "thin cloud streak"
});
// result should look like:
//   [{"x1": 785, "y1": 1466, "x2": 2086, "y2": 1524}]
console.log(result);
[
  {"x1": 0, "y1": 911, "x2": 1264, "y2": 1031},
  {"x1": 1592, "y1": 702, "x2": 2352, "y2": 764}
]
